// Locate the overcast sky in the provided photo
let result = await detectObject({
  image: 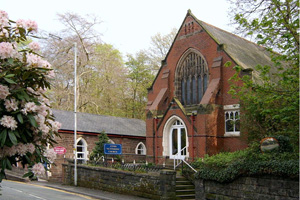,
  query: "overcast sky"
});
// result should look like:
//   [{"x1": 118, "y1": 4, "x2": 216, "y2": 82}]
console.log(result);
[{"x1": 2, "y1": 0, "x2": 233, "y2": 56}]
